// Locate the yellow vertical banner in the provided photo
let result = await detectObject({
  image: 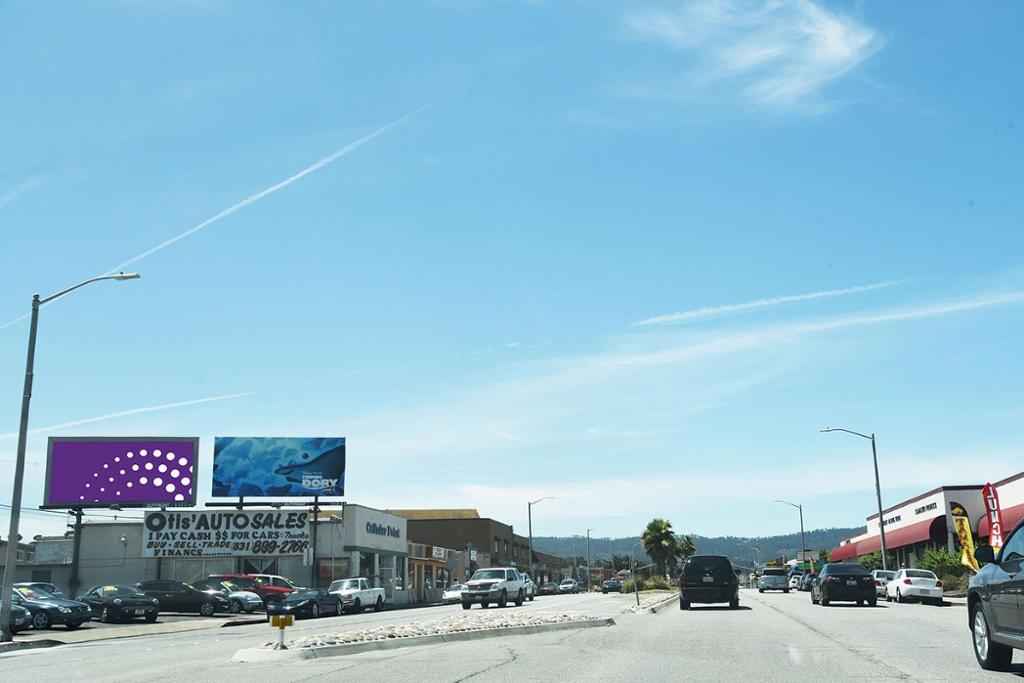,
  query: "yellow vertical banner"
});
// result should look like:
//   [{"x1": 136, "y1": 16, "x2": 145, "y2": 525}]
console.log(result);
[{"x1": 950, "y1": 504, "x2": 979, "y2": 572}]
